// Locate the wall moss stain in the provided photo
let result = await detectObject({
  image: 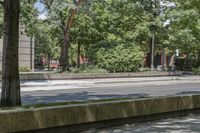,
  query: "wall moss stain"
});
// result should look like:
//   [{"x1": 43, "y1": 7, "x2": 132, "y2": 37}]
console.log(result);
[{"x1": 0, "y1": 95, "x2": 199, "y2": 133}]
